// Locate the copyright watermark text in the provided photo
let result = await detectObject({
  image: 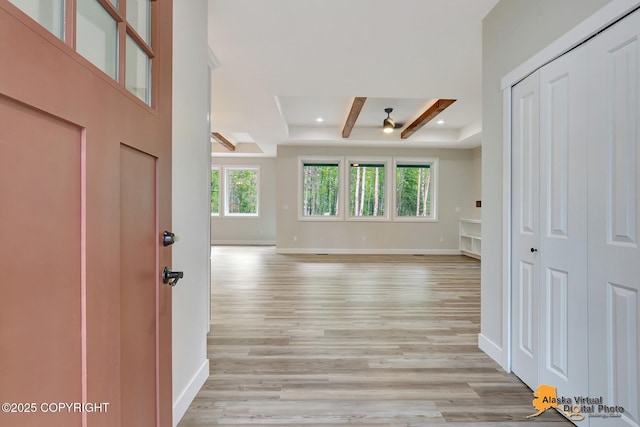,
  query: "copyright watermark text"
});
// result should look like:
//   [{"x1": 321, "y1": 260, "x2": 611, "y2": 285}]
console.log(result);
[{"x1": 2, "y1": 402, "x2": 110, "y2": 413}]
